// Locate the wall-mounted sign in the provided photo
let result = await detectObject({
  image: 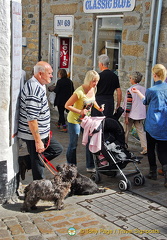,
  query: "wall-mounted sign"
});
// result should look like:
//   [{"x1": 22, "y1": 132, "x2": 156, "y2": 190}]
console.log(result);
[
  {"x1": 54, "y1": 15, "x2": 74, "y2": 33},
  {"x1": 83, "y1": 0, "x2": 136, "y2": 13},
  {"x1": 60, "y1": 38, "x2": 70, "y2": 68}
]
